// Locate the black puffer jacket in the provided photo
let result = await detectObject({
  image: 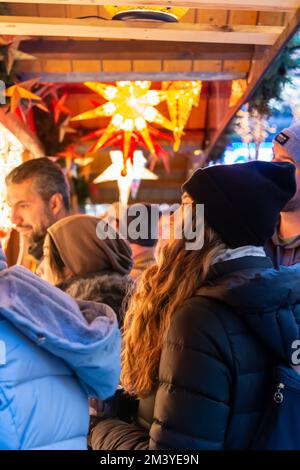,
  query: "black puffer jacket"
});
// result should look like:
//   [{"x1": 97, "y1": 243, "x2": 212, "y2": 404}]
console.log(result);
[
  {"x1": 91, "y1": 256, "x2": 300, "y2": 450},
  {"x1": 59, "y1": 272, "x2": 131, "y2": 327}
]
